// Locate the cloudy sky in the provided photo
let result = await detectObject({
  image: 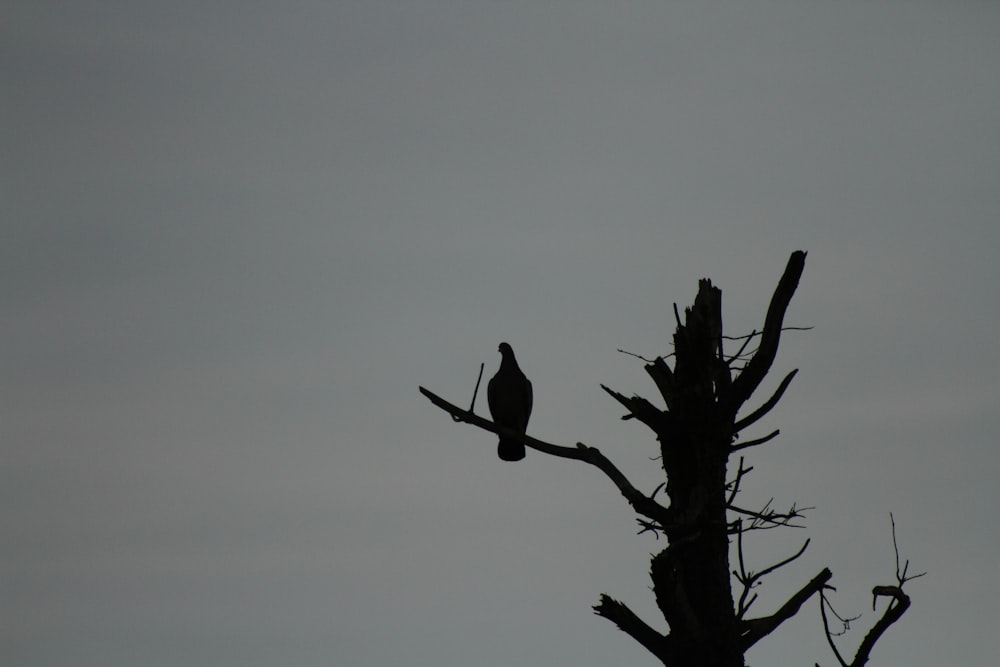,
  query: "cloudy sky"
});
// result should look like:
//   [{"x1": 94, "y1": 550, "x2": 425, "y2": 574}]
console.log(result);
[{"x1": 4, "y1": 2, "x2": 998, "y2": 665}]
